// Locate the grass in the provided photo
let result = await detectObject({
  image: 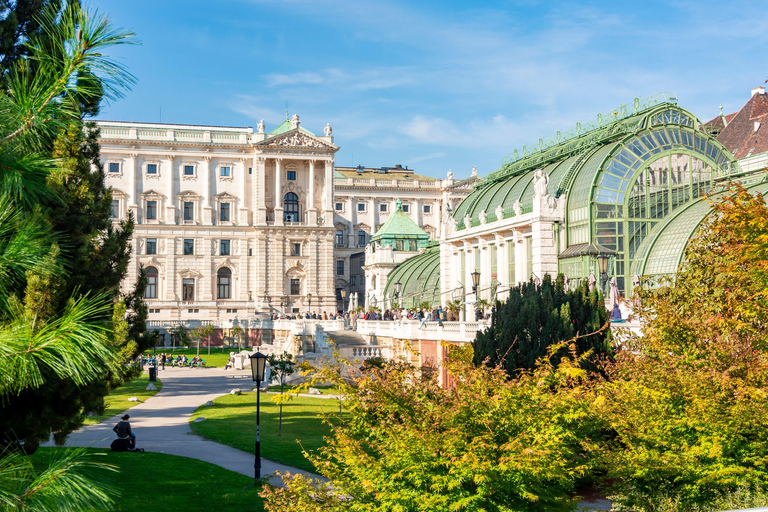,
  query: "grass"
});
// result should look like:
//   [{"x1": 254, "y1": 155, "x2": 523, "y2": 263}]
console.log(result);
[
  {"x1": 83, "y1": 373, "x2": 162, "y2": 425},
  {"x1": 267, "y1": 384, "x2": 338, "y2": 395},
  {"x1": 190, "y1": 392, "x2": 339, "y2": 473},
  {"x1": 31, "y1": 448, "x2": 263, "y2": 512},
  {"x1": 144, "y1": 347, "x2": 235, "y2": 368}
]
